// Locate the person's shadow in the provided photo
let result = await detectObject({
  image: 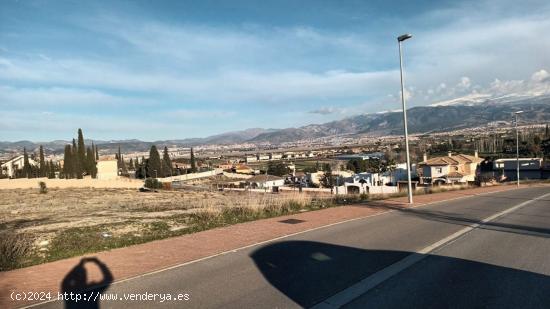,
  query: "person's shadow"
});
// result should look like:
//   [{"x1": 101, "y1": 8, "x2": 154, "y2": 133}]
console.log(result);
[{"x1": 61, "y1": 257, "x2": 113, "y2": 309}]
